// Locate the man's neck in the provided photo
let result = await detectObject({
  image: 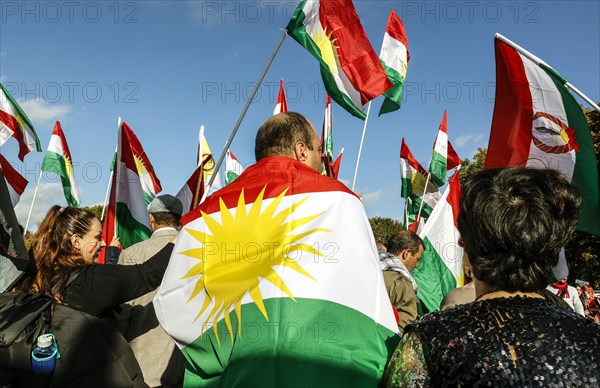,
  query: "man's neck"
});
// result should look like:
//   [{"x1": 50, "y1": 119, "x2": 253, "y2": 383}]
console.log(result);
[{"x1": 152, "y1": 226, "x2": 178, "y2": 234}]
